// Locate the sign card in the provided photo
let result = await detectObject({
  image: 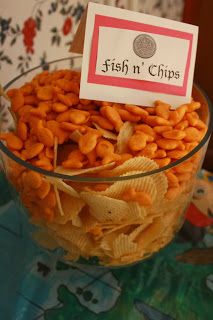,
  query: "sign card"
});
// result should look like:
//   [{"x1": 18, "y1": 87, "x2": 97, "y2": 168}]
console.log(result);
[{"x1": 80, "y1": 2, "x2": 198, "y2": 108}]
